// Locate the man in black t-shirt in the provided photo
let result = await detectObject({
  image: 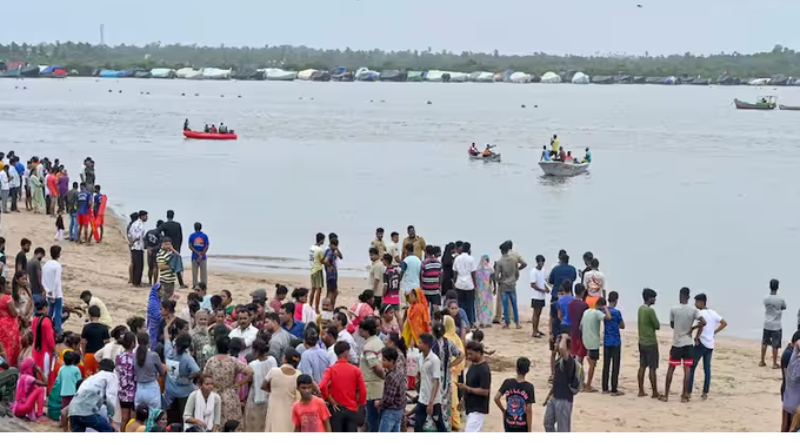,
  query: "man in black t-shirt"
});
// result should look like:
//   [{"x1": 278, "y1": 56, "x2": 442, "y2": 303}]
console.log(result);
[
  {"x1": 544, "y1": 334, "x2": 576, "y2": 433},
  {"x1": 26, "y1": 247, "x2": 46, "y2": 305},
  {"x1": 458, "y1": 341, "x2": 492, "y2": 432},
  {"x1": 15, "y1": 237, "x2": 30, "y2": 273},
  {"x1": 495, "y1": 357, "x2": 535, "y2": 432},
  {"x1": 159, "y1": 210, "x2": 185, "y2": 288},
  {"x1": 81, "y1": 305, "x2": 110, "y2": 375},
  {"x1": 145, "y1": 220, "x2": 163, "y2": 285}
]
